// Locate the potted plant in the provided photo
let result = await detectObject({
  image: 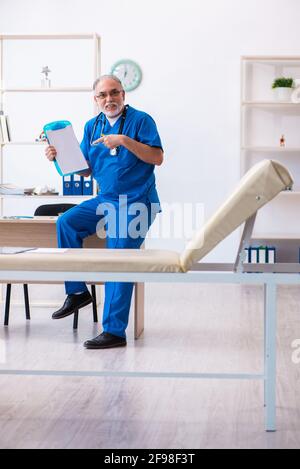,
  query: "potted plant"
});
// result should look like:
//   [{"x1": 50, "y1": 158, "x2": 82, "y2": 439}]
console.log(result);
[{"x1": 272, "y1": 77, "x2": 294, "y2": 102}]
